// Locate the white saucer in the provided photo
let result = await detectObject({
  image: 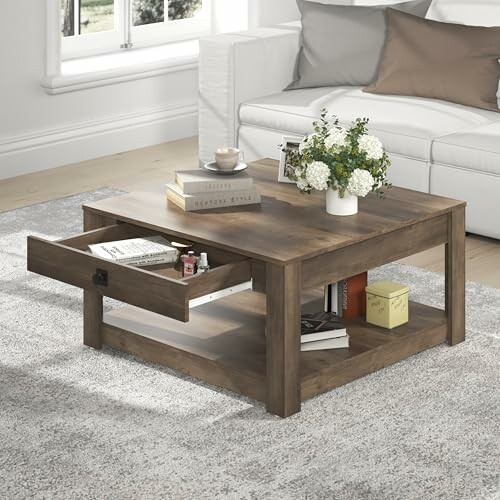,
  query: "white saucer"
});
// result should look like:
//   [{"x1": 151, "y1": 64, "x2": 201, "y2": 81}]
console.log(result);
[{"x1": 203, "y1": 161, "x2": 248, "y2": 175}]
